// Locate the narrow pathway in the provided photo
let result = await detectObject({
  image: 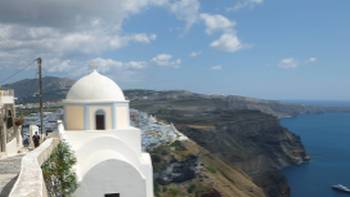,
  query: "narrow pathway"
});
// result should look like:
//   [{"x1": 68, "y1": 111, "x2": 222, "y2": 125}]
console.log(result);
[{"x1": 0, "y1": 155, "x2": 23, "y2": 197}]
